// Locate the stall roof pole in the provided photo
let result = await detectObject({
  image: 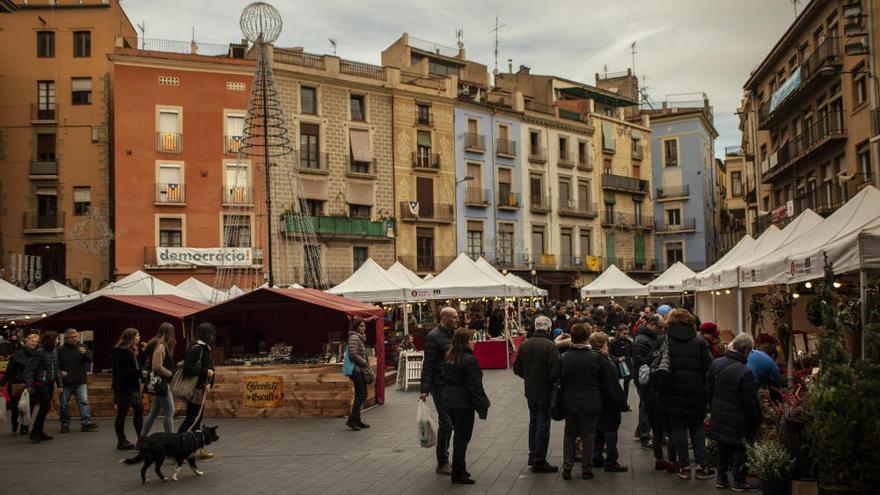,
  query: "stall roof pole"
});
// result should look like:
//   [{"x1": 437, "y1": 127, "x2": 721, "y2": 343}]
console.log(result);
[
  {"x1": 736, "y1": 288, "x2": 744, "y2": 335},
  {"x1": 861, "y1": 269, "x2": 868, "y2": 360},
  {"x1": 402, "y1": 301, "x2": 409, "y2": 336}
]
